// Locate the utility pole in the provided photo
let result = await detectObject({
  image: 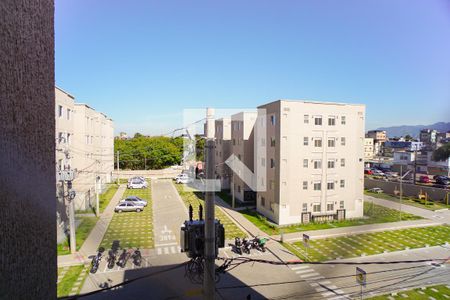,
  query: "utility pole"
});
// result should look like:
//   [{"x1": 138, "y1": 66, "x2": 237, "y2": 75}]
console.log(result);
[
  {"x1": 204, "y1": 108, "x2": 216, "y2": 300},
  {"x1": 68, "y1": 180, "x2": 76, "y2": 254},
  {"x1": 116, "y1": 150, "x2": 120, "y2": 184},
  {"x1": 413, "y1": 149, "x2": 417, "y2": 185}
]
